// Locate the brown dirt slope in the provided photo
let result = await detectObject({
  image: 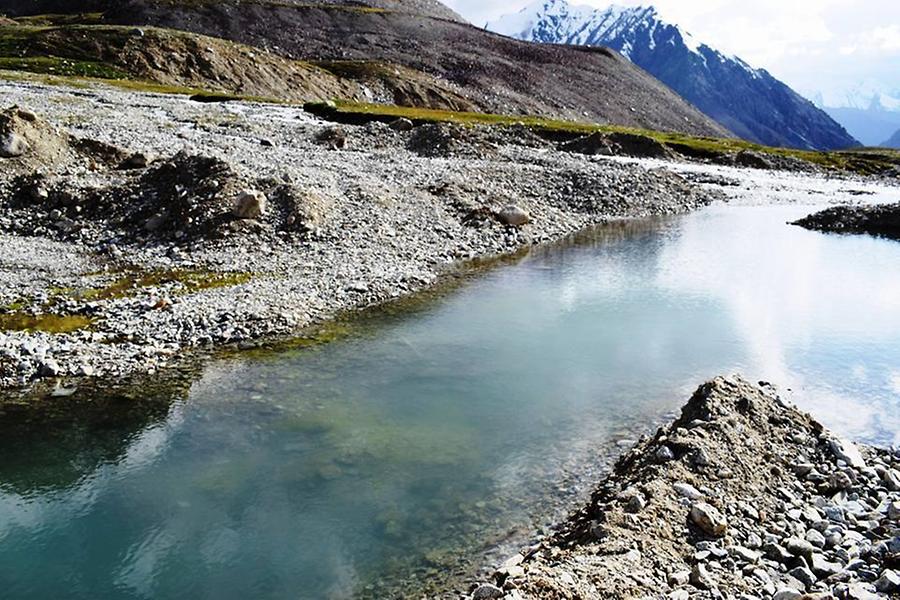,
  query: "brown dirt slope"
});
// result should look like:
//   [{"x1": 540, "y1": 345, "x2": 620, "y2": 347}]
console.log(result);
[
  {"x1": 1, "y1": 0, "x2": 730, "y2": 137},
  {"x1": 102, "y1": 0, "x2": 729, "y2": 136},
  {"x1": 0, "y1": 23, "x2": 479, "y2": 109}
]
